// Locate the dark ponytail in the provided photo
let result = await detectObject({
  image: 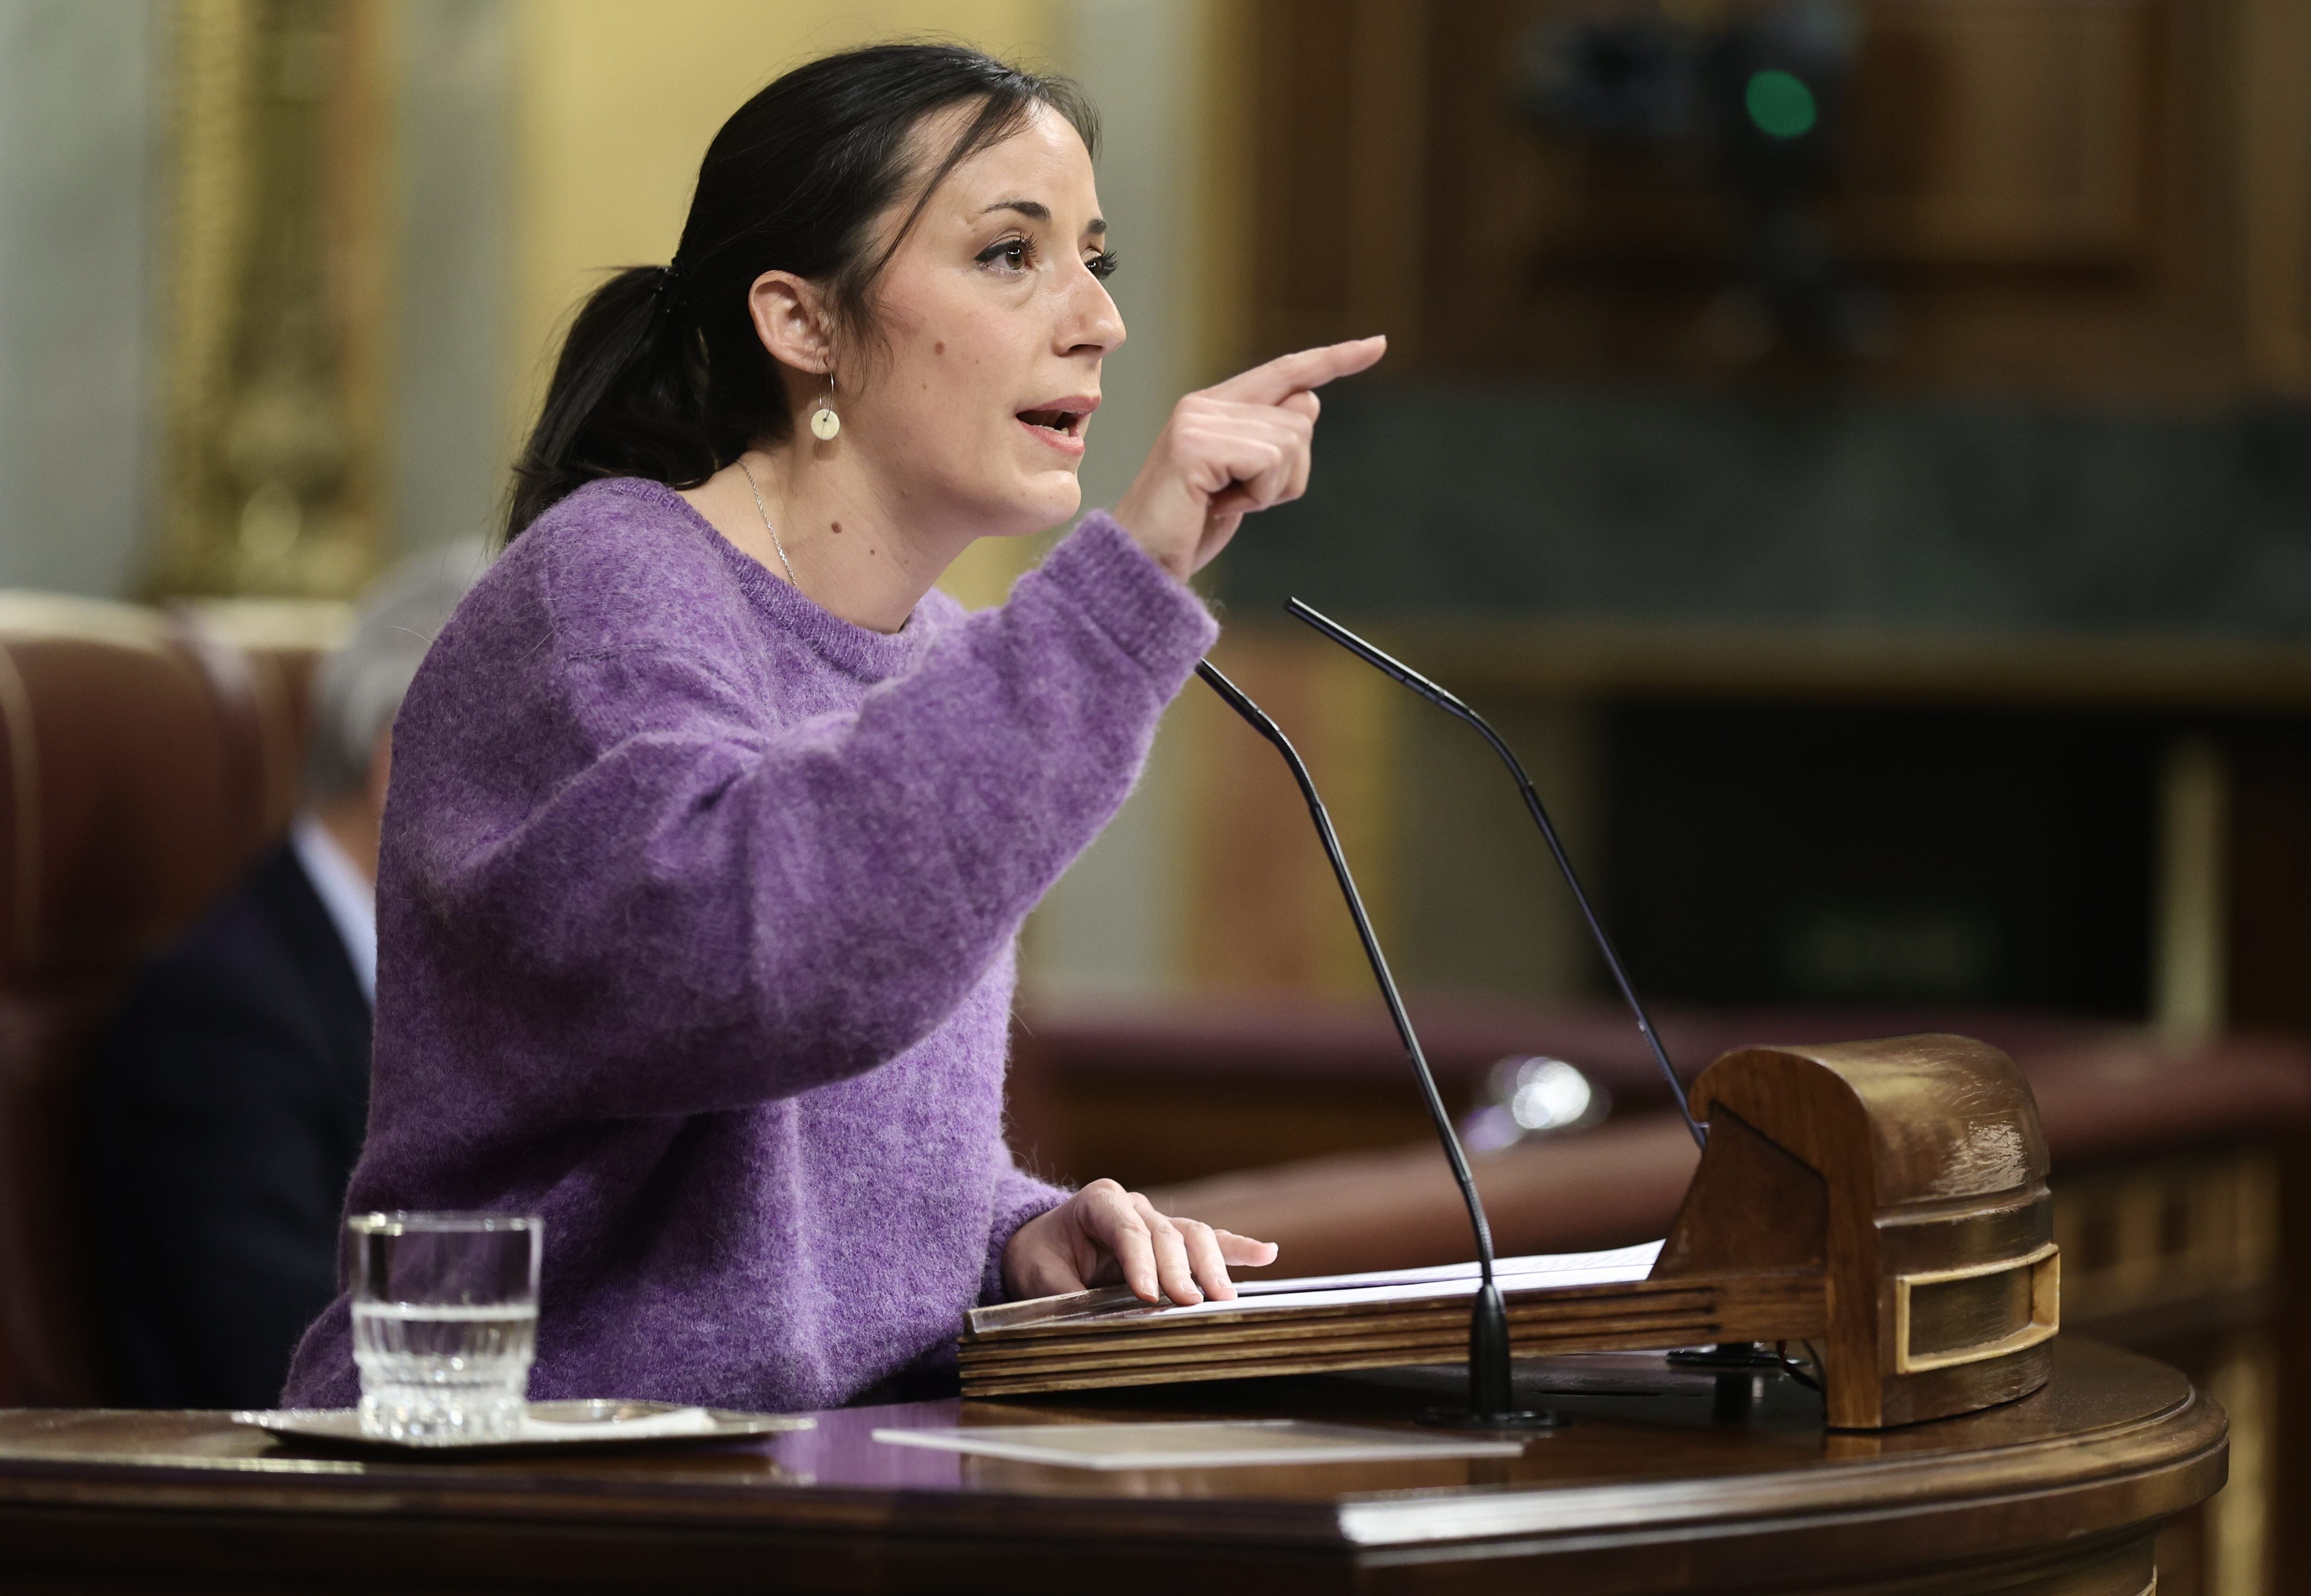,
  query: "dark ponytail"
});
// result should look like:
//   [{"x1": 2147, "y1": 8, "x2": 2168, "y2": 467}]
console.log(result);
[{"x1": 507, "y1": 43, "x2": 1098, "y2": 540}]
